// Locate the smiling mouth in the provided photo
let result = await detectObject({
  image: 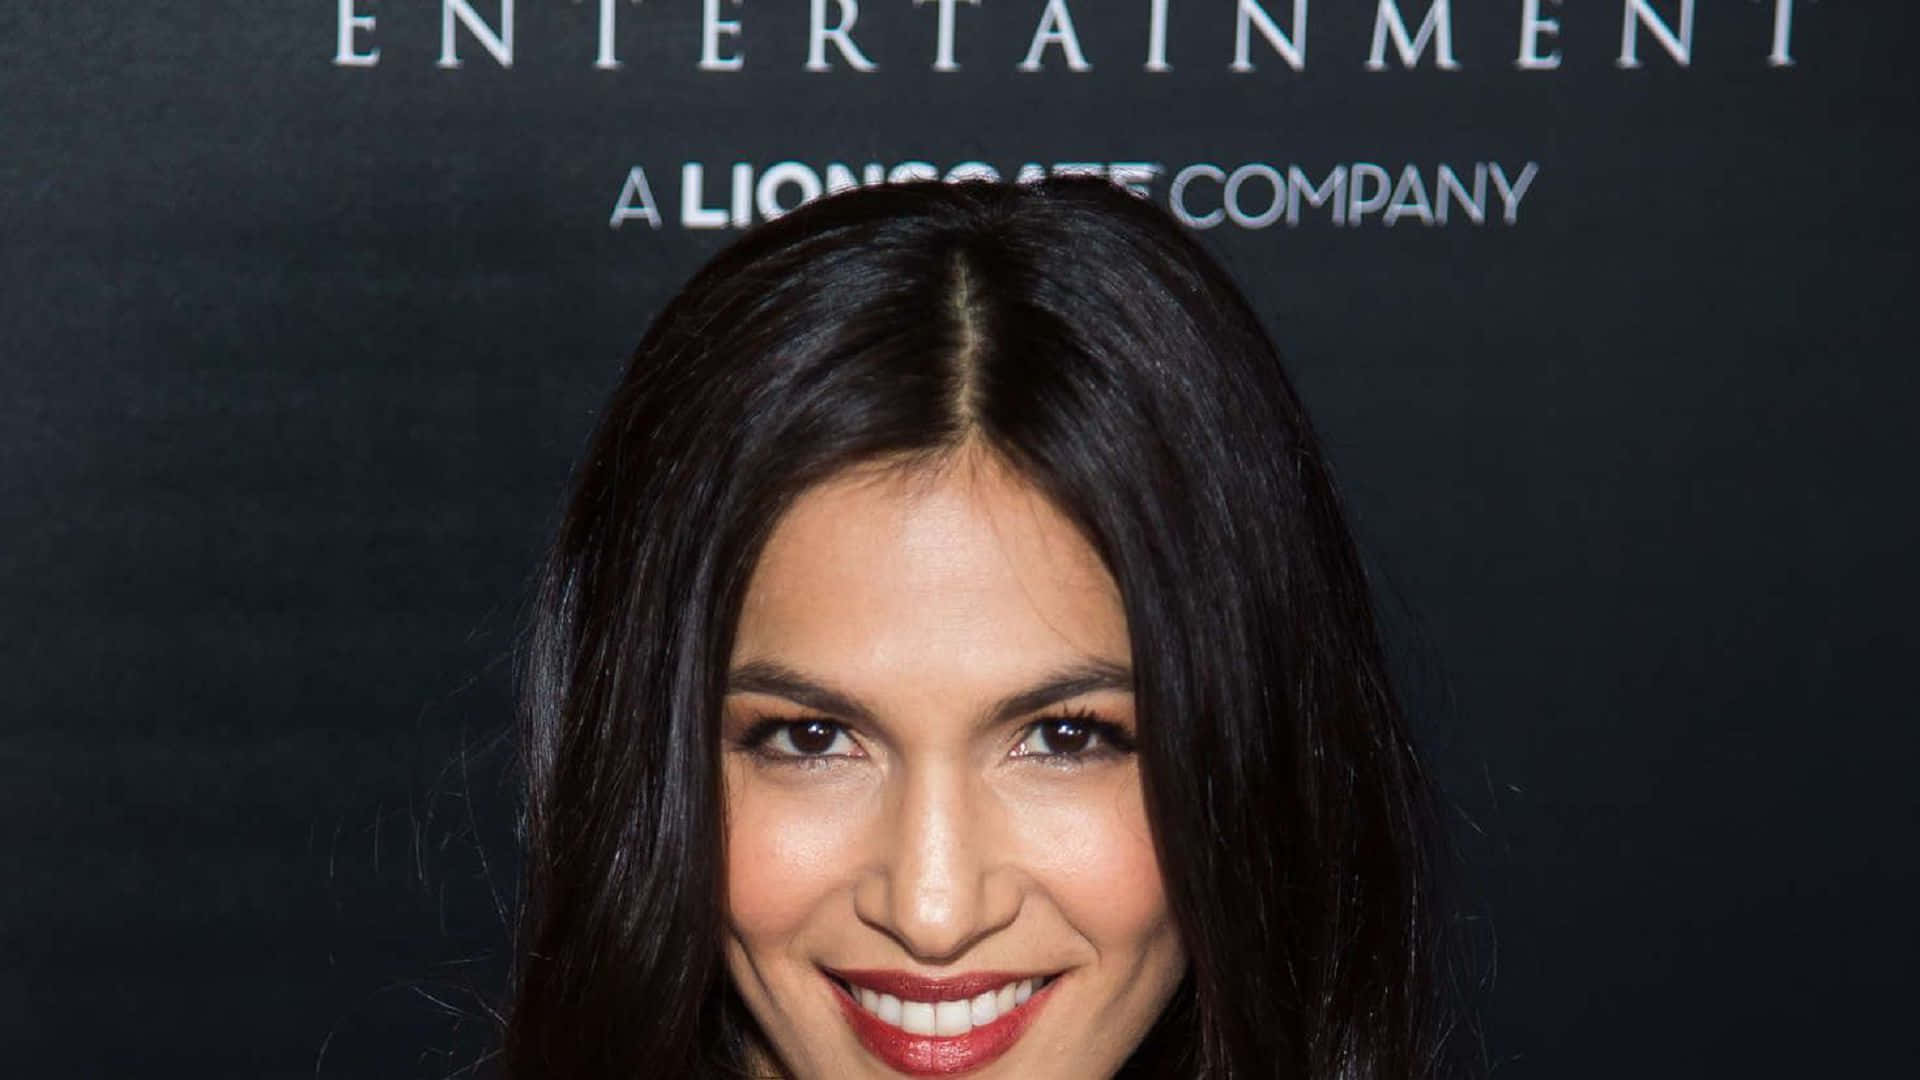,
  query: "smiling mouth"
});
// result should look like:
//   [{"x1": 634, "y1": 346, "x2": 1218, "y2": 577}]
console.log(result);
[
  {"x1": 831, "y1": 972, "x2": 1055, "y2": 1035},
  {"x1": 825, "y1": 968, "x2": 1061, "y2": 1075}
]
